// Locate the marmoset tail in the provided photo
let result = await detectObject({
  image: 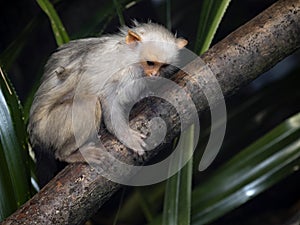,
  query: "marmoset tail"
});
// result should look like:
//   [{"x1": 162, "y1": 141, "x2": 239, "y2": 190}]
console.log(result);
[{"x1": 28, "y1": 21, "x2": 188, "y2": 186}]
